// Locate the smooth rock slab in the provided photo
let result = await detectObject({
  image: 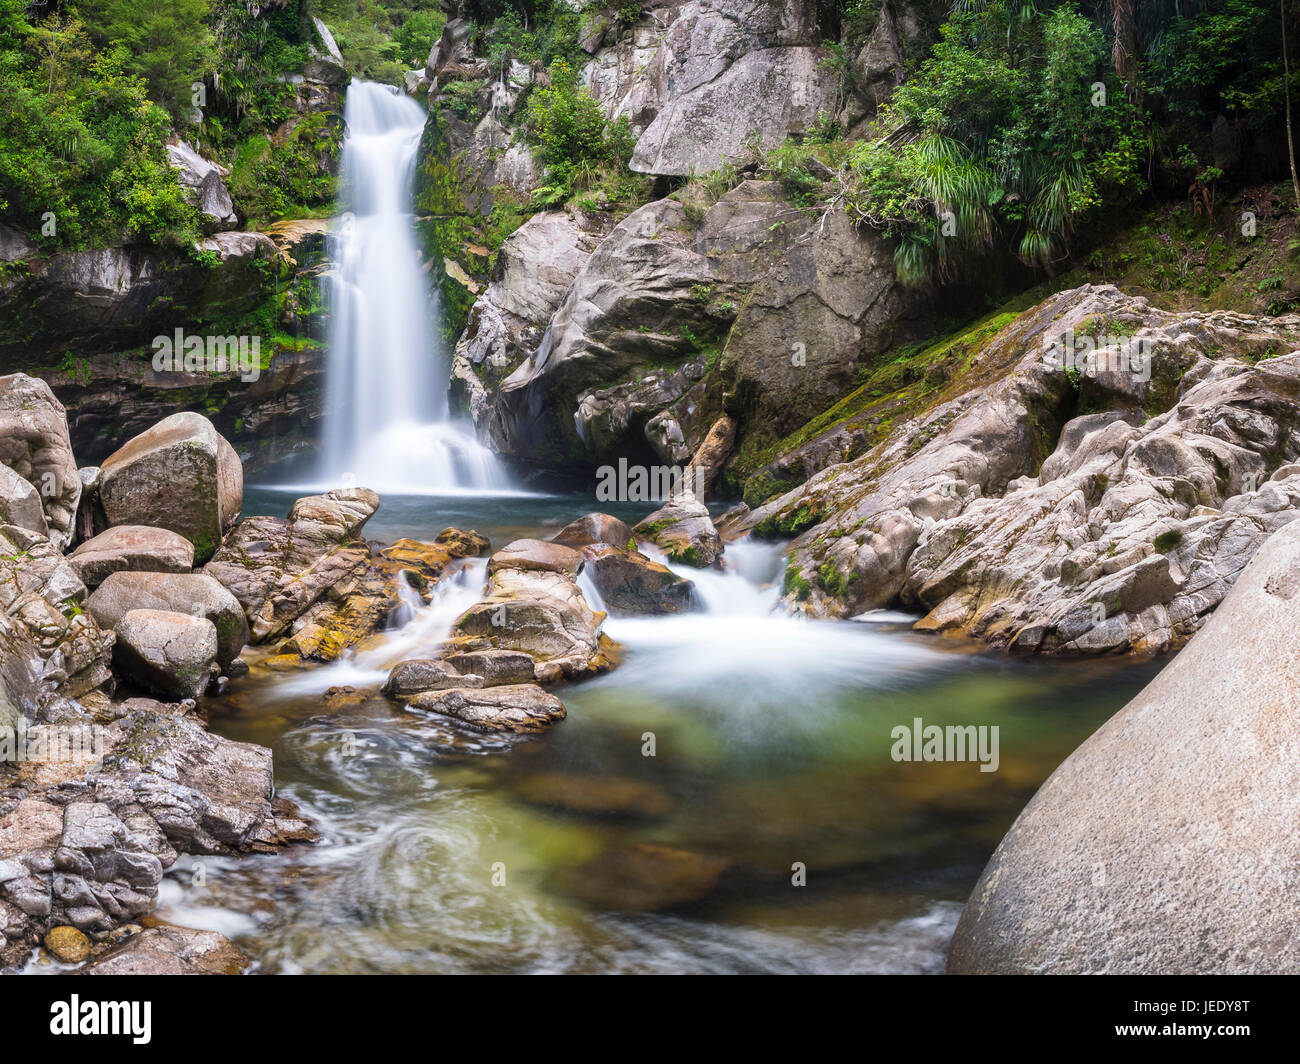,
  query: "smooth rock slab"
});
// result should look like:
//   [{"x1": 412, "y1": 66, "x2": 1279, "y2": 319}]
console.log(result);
[
  {"x1": 408, "y1": 684, "x2": 566, "y2": 733},
  {"x1": 947, "y1": 519, "x2": 1300, "y2": 974},
  {"x1": 113, "y1": 609, "x2": 218, "y2": 700},
  {"x1": 68, "y1": 525, "x2": 195, "y2": 587},
  {"x1": 487, "y1": 538, "x2": 585, "y2": 578}
]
